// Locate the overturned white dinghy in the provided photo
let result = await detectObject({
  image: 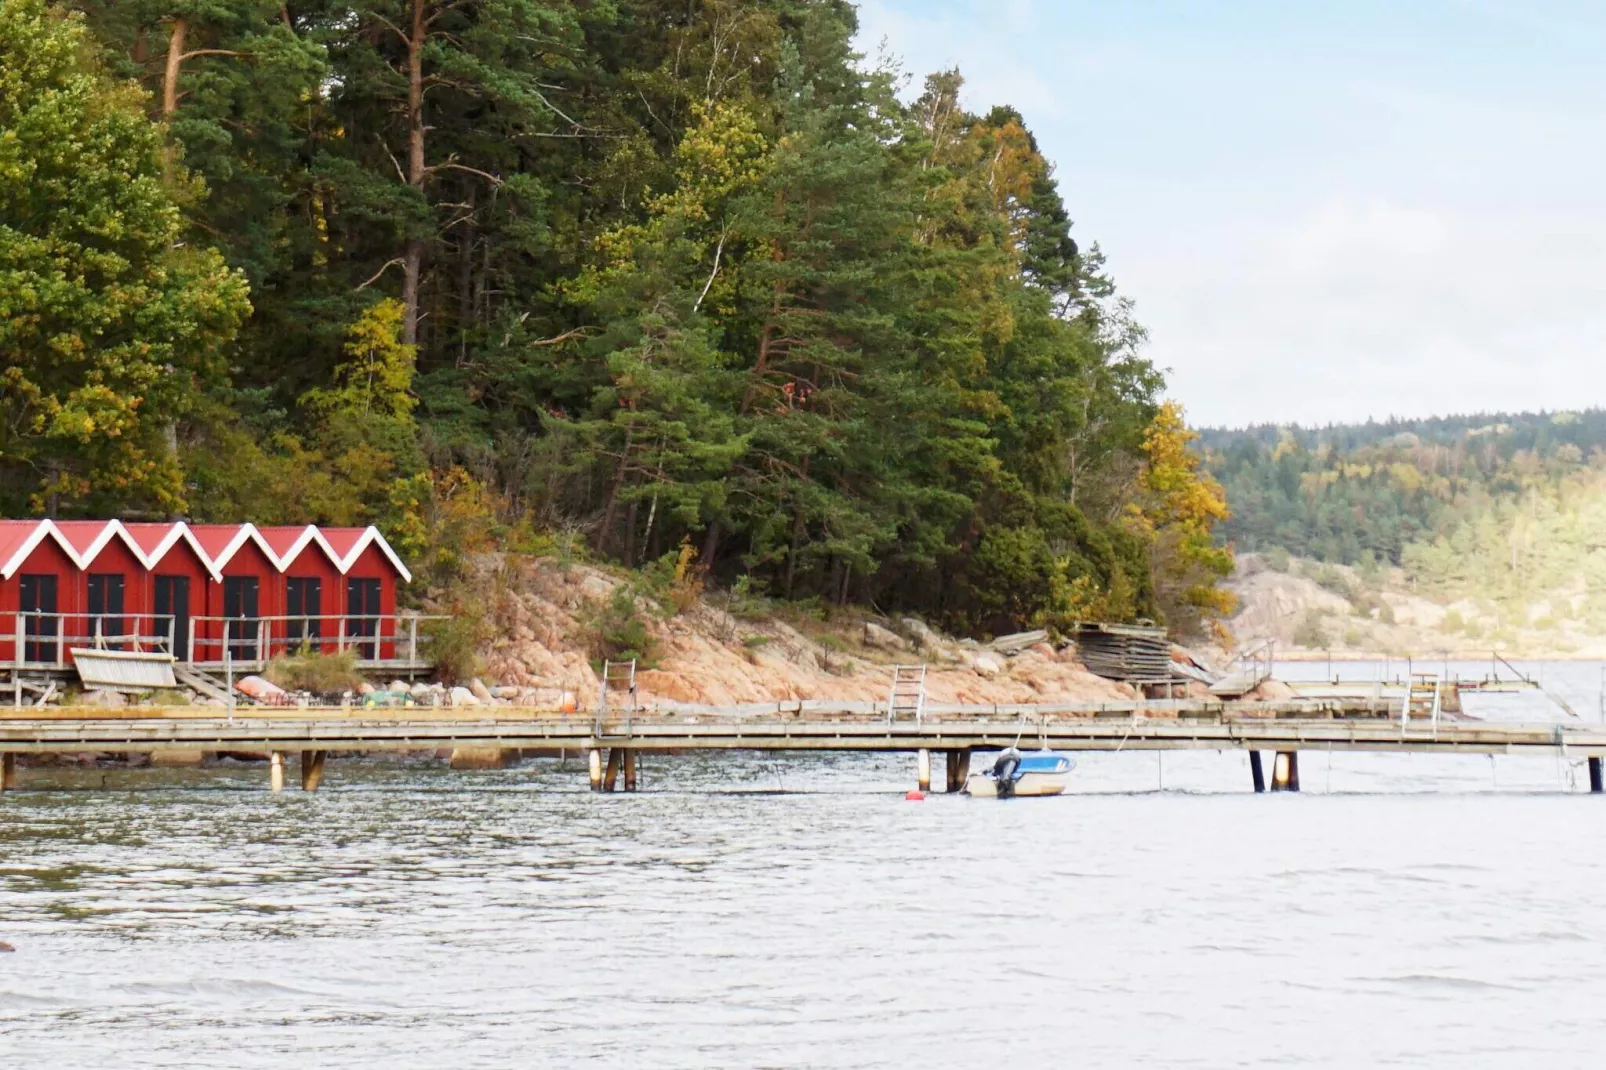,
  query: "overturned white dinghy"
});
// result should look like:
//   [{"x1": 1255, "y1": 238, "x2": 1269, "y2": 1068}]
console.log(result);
[
  {"x1": 71, "y1": 648, "x2": 177, "y2": 691},
  {"x1": 966, "y1": 749, "x2": 1075, "y2": 798}
]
